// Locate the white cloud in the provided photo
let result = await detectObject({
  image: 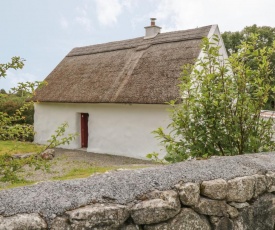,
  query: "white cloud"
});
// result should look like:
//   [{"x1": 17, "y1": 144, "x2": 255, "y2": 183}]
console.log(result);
[
  {"x1": 150, "y1": 0, "x2": 275, "y2": 32},
  {"x1": 75, "y1": 5, "x2": 92, "y2": 32},
  {"x1": 121, "y1": 0, "x2": 138, "y2": 9},
  {"x1": 1, "y1": 70, "x2": 39, "y2": 91},
  {"x1": 76, "y1": 16, "x2": 92, "y2": 32},
  {"x1": 150, "y1": 0, "x2": 204, "y2": 32},
  {"x1": 60, "y1": 16, "x2": 69, "y2": 29},
  {"x1": 95, "y1": 0, "x2": 122, "y2": 26}
]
